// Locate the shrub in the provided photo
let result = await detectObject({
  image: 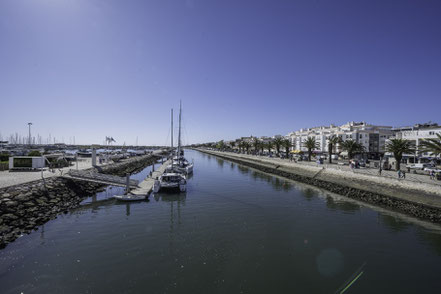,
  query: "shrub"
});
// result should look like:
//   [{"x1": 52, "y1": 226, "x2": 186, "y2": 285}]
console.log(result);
[{"x1": 28, "y1": 150, "x2": 42, "y2": 157}]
